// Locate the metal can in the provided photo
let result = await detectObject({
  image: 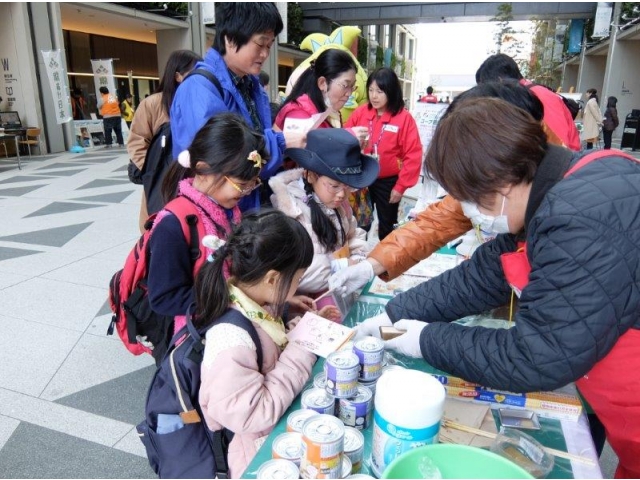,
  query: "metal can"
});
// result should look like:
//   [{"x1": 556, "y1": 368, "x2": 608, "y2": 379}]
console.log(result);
[
  {"x1": 338, "y1": 386, "x2": 373, "y2": 430},
  {"x1": 343, "y1": 427, "x2": 364, "y2": 474},
  {"x1": 325, "y1": 351, "x2": 360, "y2": 398},
  {"x1": 272, "y1": 432, "x2": 303, "y2": 466},
  {"x1": 257, "y1": 458, "x2": 300, "y2": 479},
  {"x1": 358, "y1": 379, "x2": 377, "y2": 396},
  {"x1": 353, "y1": 336, "x2": 384, "y2": 381},
  {"x1": 380, "y1": 364, "x2": 405, "y2": 377},
  {"x1": 341, "y1": 454, "x2": 353, "y2": 479},
  {"x1": 300, "y1": 414, "x2": 345, "y2": 479},
  {"x1": 314, "y1": 371, "x2": 327, "y2": 390},
  {"x1": 302, "y1": 388, "x2": 335, "y2": 415},
  {"x1": 287, "y1": 409, "x2": 319, "y2": 433}
]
